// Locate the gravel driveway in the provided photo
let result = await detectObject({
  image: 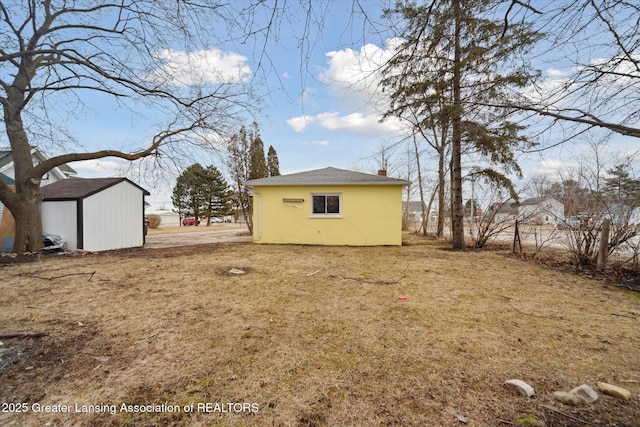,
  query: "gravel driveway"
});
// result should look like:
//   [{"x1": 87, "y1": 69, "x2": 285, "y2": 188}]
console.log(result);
[{"x1": 145, "y1": 226, "x2": 252, "y2": 248}]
